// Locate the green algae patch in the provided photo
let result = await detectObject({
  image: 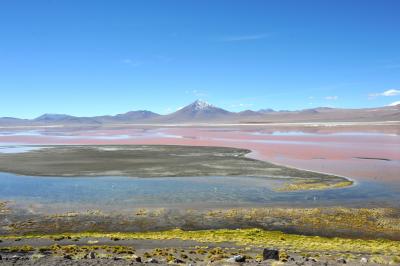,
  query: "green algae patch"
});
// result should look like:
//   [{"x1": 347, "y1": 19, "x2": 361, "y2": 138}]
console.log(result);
[
  {"x1": 203, "y1": 207, "x2": 400, "y2": 239},
  {"x1": 3, "y1": 207, "x2": 400, "y2": 240},
  {"x1": 0, "y1": 245, "x2": 35, "y2": 253},
  {"x1": 276, "y1": 180, "x2": 353, "y2": 192},
  {"x1": 0, "y1": 201, "x2": 11, "y2": 214},
  {"x1": 3, "y1": 228, "x2": 400, "y2": 255}
]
